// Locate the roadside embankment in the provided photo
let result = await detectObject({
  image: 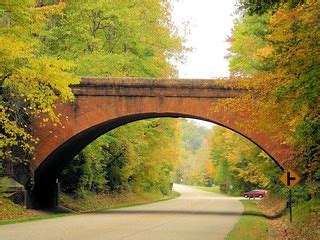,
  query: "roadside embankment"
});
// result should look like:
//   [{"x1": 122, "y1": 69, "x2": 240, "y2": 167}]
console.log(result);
[
  {"x1": 0, "y1": 191, "x2": 180, "y2": 225},
  {"x1": 258, "y1": 196, "x2": 320, "y2": 239},
  {"x1": 60, "y1": 191, "x2": 180, "y2": 212},
  {"x1": 226, "y1": 196, "x2": 319, "y2": 240}
]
